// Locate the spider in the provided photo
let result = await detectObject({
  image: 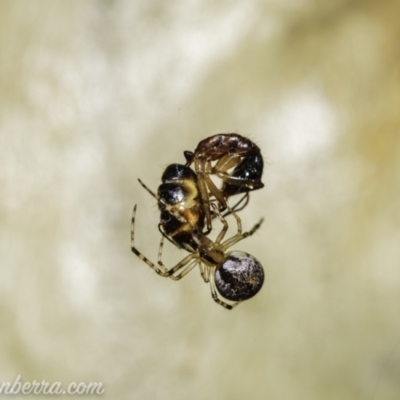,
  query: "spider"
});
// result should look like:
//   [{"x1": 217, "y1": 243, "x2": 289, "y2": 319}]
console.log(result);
[
  {"x1": 184, "y1": 133, "x2": 265, "y2": 232},
  {"x1": 131, "y1": 164, "x2": 264, "y2": 309}
]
